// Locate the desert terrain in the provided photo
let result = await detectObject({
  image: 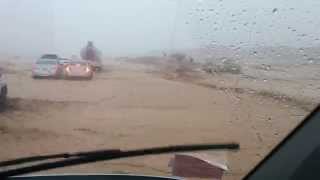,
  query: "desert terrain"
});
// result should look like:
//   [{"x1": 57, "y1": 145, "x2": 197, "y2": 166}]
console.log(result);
[{"x1": 0, "y1": 57, "x2": 319, "y2": 180}]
